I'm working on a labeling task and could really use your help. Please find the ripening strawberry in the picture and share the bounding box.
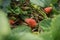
[9,20,15,25]
[44,7,52,14]
[25,18,37,28]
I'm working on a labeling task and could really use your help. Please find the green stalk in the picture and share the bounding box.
[38,8,48,19]
[31,4,48,19]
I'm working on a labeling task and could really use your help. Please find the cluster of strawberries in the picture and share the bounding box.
[9,7,52,29]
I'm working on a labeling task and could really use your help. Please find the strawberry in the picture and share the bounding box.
[25,18,37,28]
[9,20,15,25]
[44,7,52,14]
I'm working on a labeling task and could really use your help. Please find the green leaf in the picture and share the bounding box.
[30,0,46,7]
[30,0,58,7]
[20,33,42,40]
[51,0,58,4]
[12,25,31,33]
[0,10,11,36]
[51,15,60,40]
[39,15,60,40]
[0,10,11,40]
[14,7,23,15]
[7,25,43,40]
[39,32,53,40]
[39,18,52,31]
[7,32,42,40]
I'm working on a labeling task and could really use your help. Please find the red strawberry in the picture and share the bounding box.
[9,20,15,25]
[44,7,52,14]
[25,18,37,28]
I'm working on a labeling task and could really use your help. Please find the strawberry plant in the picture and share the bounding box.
[0,0,60,40]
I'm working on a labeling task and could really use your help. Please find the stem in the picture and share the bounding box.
[31,4,48,19]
